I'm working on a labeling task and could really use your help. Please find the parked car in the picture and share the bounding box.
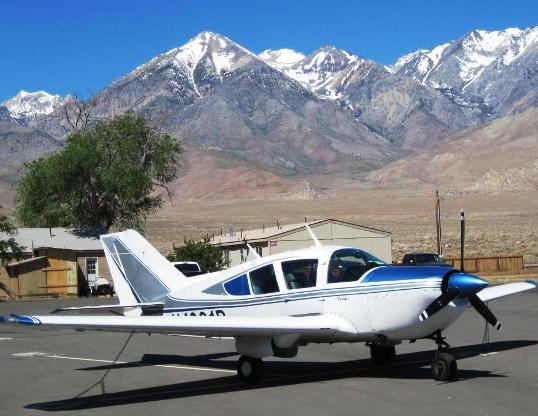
[90,277,115,297]
[171,261,207,277]
[401,253,452,267]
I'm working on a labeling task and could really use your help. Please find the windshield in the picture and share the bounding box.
[328,249,385,283]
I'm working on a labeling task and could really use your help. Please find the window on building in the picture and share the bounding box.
[86,258,97,276]
[249,265,279,295]
[282,259,318,290]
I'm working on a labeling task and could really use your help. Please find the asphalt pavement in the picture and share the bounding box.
[0,290,536,416]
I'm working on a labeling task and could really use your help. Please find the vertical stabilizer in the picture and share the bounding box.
[101,230,189,305]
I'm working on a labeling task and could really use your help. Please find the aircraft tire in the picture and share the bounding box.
[370,344,396,365]
[431,352,457,381]
[237,355,264,383]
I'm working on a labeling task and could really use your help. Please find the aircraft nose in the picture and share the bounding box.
[448,273,489,297]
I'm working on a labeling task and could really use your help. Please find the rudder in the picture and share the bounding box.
[100,230,189,304]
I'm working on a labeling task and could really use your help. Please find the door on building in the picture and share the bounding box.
[86,258,98,288]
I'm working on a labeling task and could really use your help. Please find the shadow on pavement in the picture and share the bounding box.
[26,339,536,411]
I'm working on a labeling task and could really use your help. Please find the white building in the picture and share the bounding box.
[210,219,392,267]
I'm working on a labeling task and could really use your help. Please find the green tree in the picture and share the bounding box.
[15,113,182,231]
[168,237,229,272]
[0,209,25,265]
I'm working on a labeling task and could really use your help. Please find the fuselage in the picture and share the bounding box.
[159,246,468,344]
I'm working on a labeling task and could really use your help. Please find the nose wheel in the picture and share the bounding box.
[237,355,264,383]
[430,331,458,381]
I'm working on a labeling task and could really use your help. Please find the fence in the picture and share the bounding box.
[444,255,524,273]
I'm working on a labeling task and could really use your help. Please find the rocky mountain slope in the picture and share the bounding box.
[0,120,62,183]
[2,26,537,202]
[391,26,538,117]
[260,45,483,152]
[88,32,397,174]
[367,107,538,191]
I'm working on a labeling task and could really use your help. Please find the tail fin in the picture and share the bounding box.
[100,230,189,305]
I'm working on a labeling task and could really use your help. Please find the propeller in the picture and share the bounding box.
[418,209,502,330]
[469,294,502,330]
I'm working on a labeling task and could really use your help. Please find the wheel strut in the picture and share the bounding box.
[430,331,457,381]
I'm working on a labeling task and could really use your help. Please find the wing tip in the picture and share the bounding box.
[7,314,40,325]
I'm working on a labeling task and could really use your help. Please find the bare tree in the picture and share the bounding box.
[51,93,100,133]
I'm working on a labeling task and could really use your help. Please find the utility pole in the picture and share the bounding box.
[435,190,442,256]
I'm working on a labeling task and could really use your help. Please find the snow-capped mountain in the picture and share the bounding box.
[274,46,378,100]
[92,31,395,174]
[259,48,305,70]
[95,31,258,117]
[391,26,538,115]
[3,26,538,202]
[2,90,65,120]
[261,45,481,151]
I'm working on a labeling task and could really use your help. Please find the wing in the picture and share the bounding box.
[6,313,357,338]
[478,281,536,302]
[50,303,164,316]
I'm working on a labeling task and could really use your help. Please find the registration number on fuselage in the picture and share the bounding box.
[168,310,226,317]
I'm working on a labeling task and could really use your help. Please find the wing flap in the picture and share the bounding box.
[51,303,164,316]
[6,313,357,338]
[478,281,536,302]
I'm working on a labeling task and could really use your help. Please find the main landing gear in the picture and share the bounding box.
[237,355,264,383]
[369,344,396,365]
[430,331,457,381]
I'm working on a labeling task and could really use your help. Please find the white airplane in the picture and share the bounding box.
[3,224,536,383]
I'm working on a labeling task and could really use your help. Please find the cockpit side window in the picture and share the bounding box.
[249,264,279,295]
[223,274,250,295]
[282,259,318,290]
[327,249,385,284]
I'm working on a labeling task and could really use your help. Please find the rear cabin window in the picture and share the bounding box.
[224,274,250,295]
[249,265,279,295]
[282,259,318,290]
[174,263,200,273]
[328,249,385,284]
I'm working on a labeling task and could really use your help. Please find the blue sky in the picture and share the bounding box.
[1,0,536,101]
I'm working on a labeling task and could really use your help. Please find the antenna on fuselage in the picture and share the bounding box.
[245,242,262,259]
[305,224,322,247]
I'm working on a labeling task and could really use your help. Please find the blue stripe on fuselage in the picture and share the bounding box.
[163,282,441,313]
[361,266,453,283]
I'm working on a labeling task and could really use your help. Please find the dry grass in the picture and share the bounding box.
[144,187,538,264]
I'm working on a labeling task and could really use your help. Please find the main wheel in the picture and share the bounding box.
[431,352,457,381]
[370,344,396,365]
[237,355,264,383]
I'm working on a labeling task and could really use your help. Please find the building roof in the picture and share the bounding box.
[209,218,390,247]
[0,228,104,252]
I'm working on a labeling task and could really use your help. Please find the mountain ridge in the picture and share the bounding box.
[2,25,537,203]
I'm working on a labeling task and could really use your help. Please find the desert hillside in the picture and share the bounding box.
[368,108,538,191]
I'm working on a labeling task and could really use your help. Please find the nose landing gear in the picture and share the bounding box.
[430,331,457,381]
[237,355,264,383]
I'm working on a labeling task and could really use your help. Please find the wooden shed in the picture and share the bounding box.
[0,228,111,299]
